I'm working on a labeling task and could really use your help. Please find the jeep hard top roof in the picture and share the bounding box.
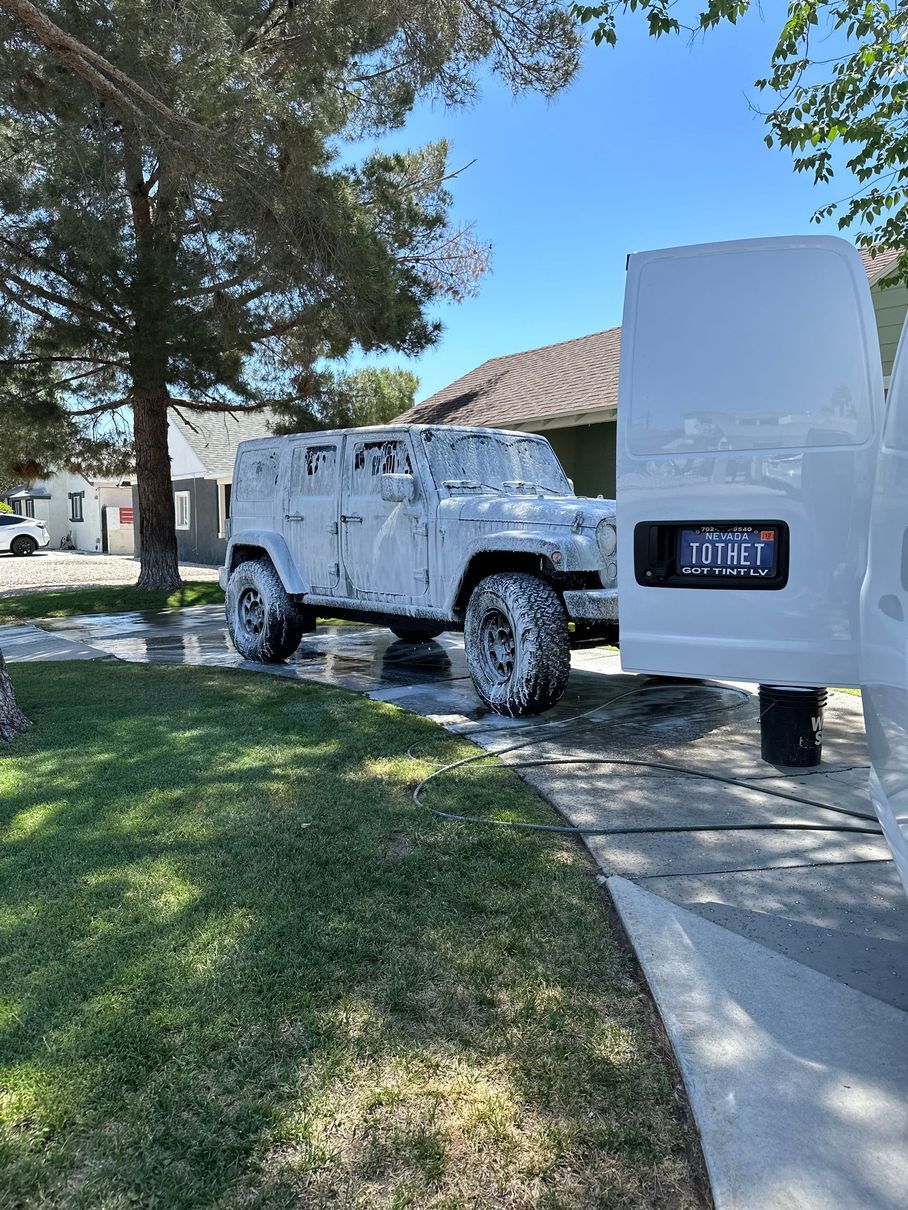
[235,424,546,449]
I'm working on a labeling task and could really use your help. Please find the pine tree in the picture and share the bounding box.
[0,1,580,591]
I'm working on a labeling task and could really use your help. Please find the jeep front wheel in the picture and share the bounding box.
[464,573,570,717]
[226,558,305,662]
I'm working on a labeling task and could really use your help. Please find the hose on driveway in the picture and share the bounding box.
[409,682,882,838]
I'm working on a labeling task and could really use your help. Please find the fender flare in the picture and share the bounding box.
[445,531,567,614]
[224,530,309,596]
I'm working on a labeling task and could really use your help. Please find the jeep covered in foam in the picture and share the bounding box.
[220,424,617,715]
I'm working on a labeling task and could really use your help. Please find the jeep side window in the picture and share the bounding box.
[235,447,280,500]
[351,440,412,493]
[291,444,337,495]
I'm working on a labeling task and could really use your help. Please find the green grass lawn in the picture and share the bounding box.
[0,664,705,1209]
[0,582,225,625]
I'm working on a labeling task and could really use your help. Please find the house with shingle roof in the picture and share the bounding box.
[396,246,907,498]
[131,408,276,565]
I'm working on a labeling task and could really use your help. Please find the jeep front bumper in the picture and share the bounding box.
[562,587,619,623]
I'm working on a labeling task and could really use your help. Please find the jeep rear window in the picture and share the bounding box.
[291,444,337,495]
[235,447,280,501]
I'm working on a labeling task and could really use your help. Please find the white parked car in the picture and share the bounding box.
[0,513,49,556]
[220,424,618,716]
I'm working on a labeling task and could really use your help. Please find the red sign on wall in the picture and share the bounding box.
[119,507,134,526]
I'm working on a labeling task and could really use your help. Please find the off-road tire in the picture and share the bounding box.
[389,623,445,643]
[465,572,570,717]
[226,557,305,662]
[10,535,37,557]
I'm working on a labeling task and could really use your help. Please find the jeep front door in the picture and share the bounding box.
[341,436,429,599]
[284,439,341,592]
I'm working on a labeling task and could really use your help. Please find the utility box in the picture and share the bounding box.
[616,236,883,688]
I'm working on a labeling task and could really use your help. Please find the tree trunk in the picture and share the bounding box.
[0,645,31,743]
[133,392,182,591]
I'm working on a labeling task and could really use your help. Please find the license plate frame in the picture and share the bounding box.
[634,519,790,589]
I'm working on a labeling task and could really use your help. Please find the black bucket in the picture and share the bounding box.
[758,685,827,767]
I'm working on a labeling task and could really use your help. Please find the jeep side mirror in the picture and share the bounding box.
[381,472,416,504]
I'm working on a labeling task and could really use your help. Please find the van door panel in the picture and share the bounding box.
[617,236,884,687]
[861,319,908,891]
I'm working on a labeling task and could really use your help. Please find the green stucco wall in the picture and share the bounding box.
[539,421,616,500]
[872,278,908,378]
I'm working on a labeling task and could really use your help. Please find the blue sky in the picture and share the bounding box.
[348,11,850,402]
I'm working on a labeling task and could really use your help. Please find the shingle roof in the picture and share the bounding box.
[395,327,622,428]
[398,246,902,430]
[170,408,276,477]
[2,482,51,500]
[859,245,901,285]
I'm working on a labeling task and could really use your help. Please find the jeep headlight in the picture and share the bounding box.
[596,520,618,586]
[597,519,617,558]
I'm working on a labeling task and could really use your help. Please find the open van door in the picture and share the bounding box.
[617,236,884,687]
[861,312,908,892]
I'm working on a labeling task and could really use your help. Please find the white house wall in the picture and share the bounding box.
[36,472,133,553]
[45,471,99,551]
[168,421,209,478]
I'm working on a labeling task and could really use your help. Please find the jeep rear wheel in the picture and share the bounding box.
[226,558,305,662]
[465,573,570,717]
[389,623,445,643]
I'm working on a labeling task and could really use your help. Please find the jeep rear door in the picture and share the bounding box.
[341,434,429,599]
[284,439,341,593]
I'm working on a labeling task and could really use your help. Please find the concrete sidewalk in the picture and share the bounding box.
[5,604,908,1209]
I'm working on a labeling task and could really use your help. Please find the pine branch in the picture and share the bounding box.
[4,267,129,332]
[0,355,126,369]
[0,0,210,134]
[0,234,125,313]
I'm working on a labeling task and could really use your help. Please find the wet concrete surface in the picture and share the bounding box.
[6,603,908,1208]
[0,622,114,662]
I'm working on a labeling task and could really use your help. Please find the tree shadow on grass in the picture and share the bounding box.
[0,663,705,1210]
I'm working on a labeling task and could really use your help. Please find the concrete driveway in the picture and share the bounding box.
[4,604,908,1209]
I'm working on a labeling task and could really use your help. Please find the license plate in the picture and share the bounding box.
[678,525,778,579]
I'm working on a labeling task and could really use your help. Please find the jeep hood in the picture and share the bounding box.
[447,494,616,530]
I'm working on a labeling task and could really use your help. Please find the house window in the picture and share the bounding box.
[23,499,35,519]
[69,492,84,523]
[174,490,191,530]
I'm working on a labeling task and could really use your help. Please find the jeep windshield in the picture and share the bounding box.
[421,430,570,496]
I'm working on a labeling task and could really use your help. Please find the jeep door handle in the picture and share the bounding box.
[341,514,363,524]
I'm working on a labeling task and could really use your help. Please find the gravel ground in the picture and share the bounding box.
[0,551,220,598]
